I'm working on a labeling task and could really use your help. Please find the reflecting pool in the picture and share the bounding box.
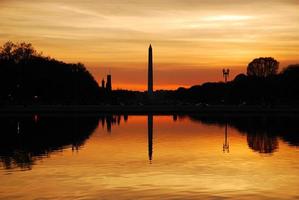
[1,114,299,199]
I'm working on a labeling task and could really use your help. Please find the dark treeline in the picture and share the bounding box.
[1,42,299,105]
[169,63,299,105]
[0,41,103,105]
[112,58,299,106]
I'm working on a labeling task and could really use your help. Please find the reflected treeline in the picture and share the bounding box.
[3,114,298,170]
[99,115,127,132]
[188,115,299,154]
[0,115,99,170]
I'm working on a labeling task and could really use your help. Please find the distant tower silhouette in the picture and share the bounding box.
[106,74,112,92]
[101,79,105,89]
[148,114,153,163]
[148,45,153,95]
[222,68,230,83]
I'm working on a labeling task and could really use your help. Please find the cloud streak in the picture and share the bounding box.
[0,0,298,89]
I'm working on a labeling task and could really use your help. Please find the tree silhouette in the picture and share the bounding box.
[247,57,279,77]
[0,41,103,105]
[1,41,299,106]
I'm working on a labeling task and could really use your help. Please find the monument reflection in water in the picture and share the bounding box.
[1,114,299,199]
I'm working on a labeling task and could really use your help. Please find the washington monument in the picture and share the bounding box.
[148,44,153,95]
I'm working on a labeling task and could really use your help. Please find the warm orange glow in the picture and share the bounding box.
[1,115,299,199]
[91,66,245,90]
[1,0,299,90]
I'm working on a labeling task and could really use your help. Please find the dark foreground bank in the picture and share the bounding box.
[1,105,299,114]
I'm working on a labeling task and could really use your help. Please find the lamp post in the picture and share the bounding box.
[222,68,230,83]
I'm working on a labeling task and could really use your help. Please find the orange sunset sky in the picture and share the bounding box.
[0,0,299,90]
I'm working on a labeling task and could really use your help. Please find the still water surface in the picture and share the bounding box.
[1,114,299,199]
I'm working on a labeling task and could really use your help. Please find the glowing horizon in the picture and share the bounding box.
[1,0,299,90]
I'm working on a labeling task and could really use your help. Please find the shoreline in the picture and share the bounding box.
[0,105,299,114]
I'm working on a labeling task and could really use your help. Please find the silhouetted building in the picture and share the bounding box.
[106,74,112,92]
[101,79,105,89]
[148,45,153,95]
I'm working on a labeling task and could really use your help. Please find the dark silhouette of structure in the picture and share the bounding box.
[106,74,112,92]
[148,114,153,163]
[223,122,229,153]
[148,45,153,95]
[100,74,113,93]
[222,69,230,83]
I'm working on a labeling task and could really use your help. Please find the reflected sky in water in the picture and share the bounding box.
[1,114,299,199]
